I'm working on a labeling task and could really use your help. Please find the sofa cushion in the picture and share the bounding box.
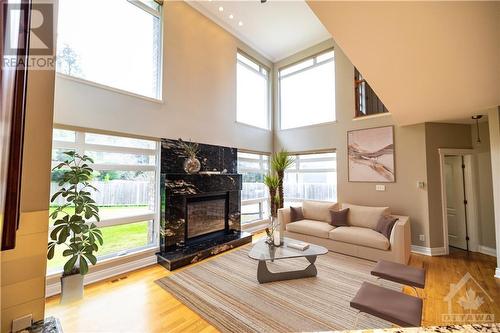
[290,206,304,222]
[286,220,335,239]
[341,203,390,230]
[375,215,399,240]
[302,200,339,223]
[330,208,350,227]
[329,226,390,250]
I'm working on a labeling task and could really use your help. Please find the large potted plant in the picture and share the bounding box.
[271,150,294,211]
[47,151,103,303]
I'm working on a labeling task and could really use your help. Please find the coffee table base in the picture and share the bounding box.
[257,255,318,284]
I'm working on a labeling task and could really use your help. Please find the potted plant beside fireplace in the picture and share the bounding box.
[47,151,103,303]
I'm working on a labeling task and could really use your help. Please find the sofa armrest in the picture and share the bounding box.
[389,215,411,264]
[278,207,291,234]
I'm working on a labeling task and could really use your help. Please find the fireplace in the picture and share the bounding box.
[186,194,228,241]
[157,138,252,271]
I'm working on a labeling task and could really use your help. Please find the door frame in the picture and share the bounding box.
[439,148,479,255]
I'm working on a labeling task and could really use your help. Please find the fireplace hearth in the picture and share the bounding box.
[156,139,252,271]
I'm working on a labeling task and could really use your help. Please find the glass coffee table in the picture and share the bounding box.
[248,237,328,284]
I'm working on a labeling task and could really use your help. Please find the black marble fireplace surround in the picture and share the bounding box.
[156,139,252,270]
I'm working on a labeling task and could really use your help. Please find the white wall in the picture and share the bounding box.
[54,1,273,153]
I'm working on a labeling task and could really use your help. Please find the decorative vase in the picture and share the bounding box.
[60,273,84,304]
[273,229,281,246]
[183,157,201,174]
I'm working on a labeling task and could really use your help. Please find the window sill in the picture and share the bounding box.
[235,121,271,132]
[352,112,391,121]
[242,218,269,234]
[56,73,164,104]
[46,245,159,279]
[279,120,337,132]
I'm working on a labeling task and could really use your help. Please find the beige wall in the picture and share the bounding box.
[1,58,56,331]
[307,1,500,126]
[53,1,273,153]
[486,108,500,270]
[424,123,472,247]
[471,122,496,249]
[273,39,431,247]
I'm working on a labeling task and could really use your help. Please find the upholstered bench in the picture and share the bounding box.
[350,282,423,328]
[371,260,426,297]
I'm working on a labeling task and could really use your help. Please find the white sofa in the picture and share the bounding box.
[278,201,411,264]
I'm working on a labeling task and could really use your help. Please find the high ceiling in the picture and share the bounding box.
[186,0,331,62]
[307,1,500,125]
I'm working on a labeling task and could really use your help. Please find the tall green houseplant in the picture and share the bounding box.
[271,150,294,210]
[48,151,103,300]
[264,174,279,217]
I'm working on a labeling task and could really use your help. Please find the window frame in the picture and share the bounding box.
[284,150,337,204]
[237,150,271,224]
[56,0,164,102]
[48,127,160,274]
[236,50,271,130]
[278,48,336,130]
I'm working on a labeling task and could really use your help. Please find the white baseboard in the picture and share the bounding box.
[411,245,447,256]
[46,254,157,297]
[495,268,500,279]
[477,245,497,257]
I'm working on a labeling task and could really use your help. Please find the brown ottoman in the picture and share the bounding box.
[351,282,423,327]
[371,260,426,289]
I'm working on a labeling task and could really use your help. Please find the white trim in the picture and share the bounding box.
[438,149,477,255]
[495,268,500,279]
[411,245,447,256]
[56,74,163,104]
[352,112,392,121]
[46,253,158,297]
[242,219,268,234]
[478,245,497,257]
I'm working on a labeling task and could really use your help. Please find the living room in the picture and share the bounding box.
[1,0,499,332]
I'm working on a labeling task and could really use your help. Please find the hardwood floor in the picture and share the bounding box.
[46,243,500,332]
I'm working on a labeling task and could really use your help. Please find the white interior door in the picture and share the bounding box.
[444,156,468,250]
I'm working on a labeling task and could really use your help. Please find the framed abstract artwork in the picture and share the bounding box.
[347,126,395,182]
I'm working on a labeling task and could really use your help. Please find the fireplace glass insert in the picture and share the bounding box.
[186,194,228,240]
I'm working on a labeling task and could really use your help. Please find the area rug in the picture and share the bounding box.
[156,245,401,332]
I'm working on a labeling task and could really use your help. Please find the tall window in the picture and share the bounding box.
[279,50,335,129]
[56,0,162,99]
[237,52,270,129]
[48,129,158,274]
[237,152,270,224]
[284,152,337,205]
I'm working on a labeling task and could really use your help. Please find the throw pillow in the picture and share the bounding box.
[290,206,304,222]
[329,208,349,227]
[375,215,399,239]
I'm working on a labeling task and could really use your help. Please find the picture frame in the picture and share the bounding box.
[347,125,395,183]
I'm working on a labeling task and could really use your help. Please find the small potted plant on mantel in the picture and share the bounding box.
[47,151,103,303]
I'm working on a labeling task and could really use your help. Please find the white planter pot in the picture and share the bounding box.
[60,274,84,304]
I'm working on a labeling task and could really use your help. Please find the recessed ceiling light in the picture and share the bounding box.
[229,14,234,19]
[238,21,243,26]
[218,6,223,12]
